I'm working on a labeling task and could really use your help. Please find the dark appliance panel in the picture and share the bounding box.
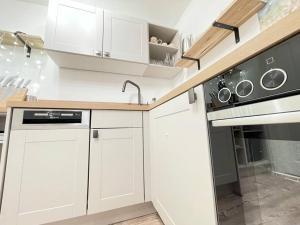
[204,34,300,111]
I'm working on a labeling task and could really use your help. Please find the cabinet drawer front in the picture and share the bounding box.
[91,110,142,128]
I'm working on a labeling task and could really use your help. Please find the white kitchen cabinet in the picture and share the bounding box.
[45,0,149,64]
[88,128,144,214]
[1,129,89,225]
[103,11,149,64]
[149,85,217,225]
[45,0,103,56]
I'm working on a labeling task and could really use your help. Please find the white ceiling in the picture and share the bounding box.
[17,0,192,27]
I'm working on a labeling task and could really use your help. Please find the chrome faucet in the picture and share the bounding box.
[122,80,142,105]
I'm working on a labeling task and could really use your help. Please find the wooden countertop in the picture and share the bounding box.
[6,10,300,112]
[6,100,151,111]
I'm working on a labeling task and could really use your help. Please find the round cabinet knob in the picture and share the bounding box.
[260,68,287,91]
[218,87,232,103]
[235,80,254,98]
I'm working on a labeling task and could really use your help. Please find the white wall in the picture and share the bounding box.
[176,0,232,37]
[0,0,48,38]
[9,0,192,28]
[37,58,173,104]
[173,0,262,87]
[98,0,191,28]
[0,0,176,103]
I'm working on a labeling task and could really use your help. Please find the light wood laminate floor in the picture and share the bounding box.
[113,213,164,225]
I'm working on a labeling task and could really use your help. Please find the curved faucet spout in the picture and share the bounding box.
[122,80,142,105]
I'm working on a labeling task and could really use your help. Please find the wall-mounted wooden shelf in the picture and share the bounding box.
[0,30,44,49]
[176,0,266,68]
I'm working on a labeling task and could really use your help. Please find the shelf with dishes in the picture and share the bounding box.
[175,0,266,68]
[145,23,182,78]
[149,42,179,60]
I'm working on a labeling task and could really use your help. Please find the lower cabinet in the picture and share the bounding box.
[149,85,218,225]
[88,128,144,214]
[1,129,89,225]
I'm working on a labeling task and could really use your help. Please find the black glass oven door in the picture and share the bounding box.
[209,122,300,225]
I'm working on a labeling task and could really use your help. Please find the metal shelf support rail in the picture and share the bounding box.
[14,31,32,58]
[213,21,240,43]
[181,56,201,70]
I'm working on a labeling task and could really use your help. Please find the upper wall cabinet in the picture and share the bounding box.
[45,0,149,63]
[44,0,181,78]
[45,0,103,56]
[103,11,149,64]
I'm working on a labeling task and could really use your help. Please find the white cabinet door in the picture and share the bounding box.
[1,129,89,225]
[149,85,218,225]
[88,128,144,214]
[103,11,149,64]
[45,0,103,56]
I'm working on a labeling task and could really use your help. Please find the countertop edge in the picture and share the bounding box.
[6,100,151,111]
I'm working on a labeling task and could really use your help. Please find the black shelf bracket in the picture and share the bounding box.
[213,21,240,43]
[14,31,31,58]
[181,56,201,70]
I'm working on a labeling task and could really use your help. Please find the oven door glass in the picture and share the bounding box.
[209,123,300,225]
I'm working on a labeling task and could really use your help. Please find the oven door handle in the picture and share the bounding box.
[212,110,300,127]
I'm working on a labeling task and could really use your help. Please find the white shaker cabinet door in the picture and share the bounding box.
[88,128,144,214]
[45,0,103,56]
[103,11,149,64]
[1,129,89,225]
[149,85,218,225]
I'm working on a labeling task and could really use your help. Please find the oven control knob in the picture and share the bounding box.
[235,80,254,98]
[260,68,287,90]
[218,88,231,103]
[218,79,226,90]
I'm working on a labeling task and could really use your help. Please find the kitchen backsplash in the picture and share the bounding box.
[0,36,47,96]
[0,35,172,103]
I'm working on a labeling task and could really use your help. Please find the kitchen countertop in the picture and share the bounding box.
[6,100,151,111]
[5,9,300,112]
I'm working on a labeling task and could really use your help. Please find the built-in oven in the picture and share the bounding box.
[204,33,300,225]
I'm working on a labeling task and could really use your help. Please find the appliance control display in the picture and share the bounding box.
[260,68,287,90]
[218,88,232,103]
[235,80,254,98]
[204,34,300,111]
[23,111,82,124]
